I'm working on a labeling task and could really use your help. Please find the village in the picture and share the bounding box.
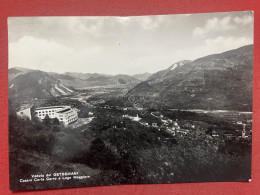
[121,110,252,140]
[15,94,252,146]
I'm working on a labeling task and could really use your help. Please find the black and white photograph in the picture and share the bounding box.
[8,11,253,190]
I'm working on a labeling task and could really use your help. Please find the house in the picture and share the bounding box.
[166,127,176,136]
[212,130,219,137]
[133,114,141,122]
[173,122,178,126]
[161,119,168,123]
[167,119,173,123]
[140,122,149,126]
[34,105,78,125]
[177,129,189,135]
[16,104,35,120]
[152,123,158,128]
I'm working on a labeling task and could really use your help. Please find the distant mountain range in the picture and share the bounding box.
[9,44,253,111]
[8,67,147,104]
[8,70,75,104]
[132,72,152,81]
[127,45,253,111]
[62,72,110,81]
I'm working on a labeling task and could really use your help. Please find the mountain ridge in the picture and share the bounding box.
[8,70,75,104]
[127,44,253,111]
[8,44,253,111]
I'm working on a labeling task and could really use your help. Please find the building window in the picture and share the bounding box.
[60,118,63,120]
[20,112,23,114]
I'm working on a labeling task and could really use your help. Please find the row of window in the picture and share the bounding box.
[36,110,56,114]
[60,117,77,124]
[60,117,75,122]
[67,114,77,119]
[67,117,77,123]
[35,112,77,124]
[38,113,55,117]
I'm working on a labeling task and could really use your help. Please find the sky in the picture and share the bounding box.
[8,11,254,75]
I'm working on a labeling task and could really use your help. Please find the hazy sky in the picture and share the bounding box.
[8,11,254,75]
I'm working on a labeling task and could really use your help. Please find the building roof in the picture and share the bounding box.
[35,106,70,110]
[17,104,34,112]
[57,108,71,113]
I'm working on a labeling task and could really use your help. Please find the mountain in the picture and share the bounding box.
[8,67,33,81]
[132,72,152,81]
[9,70,74,104]
[127,45,253,111]
[81,74,141,87]
[63,72,112,80]
[51,73,90,89]
[61,72,141,88]
[147,60,191,81]
[8,69,142,105]
[57,73,140,89]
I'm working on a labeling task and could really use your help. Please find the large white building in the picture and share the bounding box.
[34,106,78,125]
[16,104,35,120]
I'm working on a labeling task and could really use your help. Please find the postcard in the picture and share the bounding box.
[8,11,253,190]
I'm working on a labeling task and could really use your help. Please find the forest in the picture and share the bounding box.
[9,98,252,190]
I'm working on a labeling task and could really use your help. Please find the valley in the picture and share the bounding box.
[8,44,253,190]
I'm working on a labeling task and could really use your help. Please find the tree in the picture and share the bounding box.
[43,114,50,126]
[206,126,214,136]
[90,138,105,152]
[53,117,60,125]
[52,125,61,132]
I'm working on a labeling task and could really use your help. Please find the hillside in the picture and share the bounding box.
[8,70,74,104]
[61,72,141,88]
[127,45,253,111]
[63,72,111,80]
[8,68,142,105]
[8,67,33,81]
[81,74,141,88]
[132,72,152,81]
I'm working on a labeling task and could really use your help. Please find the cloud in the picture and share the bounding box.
[63,17,107,37]
[8,36,105,73]
[8,12,254,75]
[116,17,131,24]
[188,36,253,61]
[234,15,253,25]
[192,16,234,37]
[140,17,160,30]
[205,36,252,47]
